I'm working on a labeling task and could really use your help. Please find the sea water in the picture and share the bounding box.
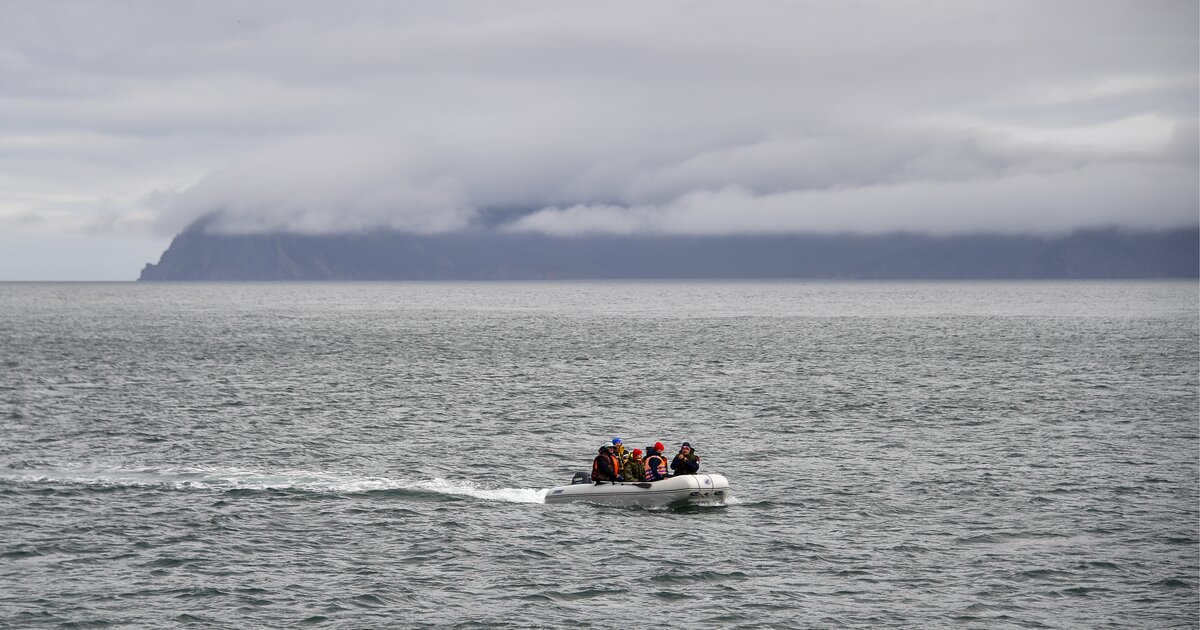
[0,281,1196,629]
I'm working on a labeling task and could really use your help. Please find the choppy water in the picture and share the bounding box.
[1,281,1197,629]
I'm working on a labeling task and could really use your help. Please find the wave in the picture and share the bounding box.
[0,465,548,504]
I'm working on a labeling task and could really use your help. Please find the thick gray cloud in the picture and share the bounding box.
[0,0,1196,251]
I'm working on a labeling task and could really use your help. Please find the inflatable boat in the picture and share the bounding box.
[544,472,731,507]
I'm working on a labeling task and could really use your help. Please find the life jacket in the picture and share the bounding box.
[592,453,620,480]
[643,455,668,481]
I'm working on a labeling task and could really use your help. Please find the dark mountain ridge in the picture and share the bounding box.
[139,223,1199,281]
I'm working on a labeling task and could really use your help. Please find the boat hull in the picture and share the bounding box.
[544,473,730,507]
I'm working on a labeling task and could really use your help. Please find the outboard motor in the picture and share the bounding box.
[570,471,592,485]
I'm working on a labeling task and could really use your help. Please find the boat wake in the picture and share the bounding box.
[0,464,549,504]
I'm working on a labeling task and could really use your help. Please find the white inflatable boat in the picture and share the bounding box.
[544,472,731,507]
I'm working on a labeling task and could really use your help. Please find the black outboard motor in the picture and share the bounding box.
[570,471,592,485]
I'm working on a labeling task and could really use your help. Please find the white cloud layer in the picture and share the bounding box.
[1,0,1196,241]
[507,163,1194,236]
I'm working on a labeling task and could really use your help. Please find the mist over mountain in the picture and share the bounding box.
[139,222,1199,281]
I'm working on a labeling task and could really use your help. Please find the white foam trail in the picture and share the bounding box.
[0,465,548,504]
[405,478,548,504]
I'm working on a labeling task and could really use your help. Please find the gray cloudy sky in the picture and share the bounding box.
[0,0,1196,278]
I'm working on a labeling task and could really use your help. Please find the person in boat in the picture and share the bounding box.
[592,443,622,485]
[643,442,669,482]
[622,448,645,483]
[670,442,700,476]
[610,437,628,464]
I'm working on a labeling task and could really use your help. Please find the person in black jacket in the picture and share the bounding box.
[591,444,621,484]
[643,444,669,481]
[670,442,700,476]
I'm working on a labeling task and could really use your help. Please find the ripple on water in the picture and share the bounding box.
[650,570,750,584]
[0,282,1195,629]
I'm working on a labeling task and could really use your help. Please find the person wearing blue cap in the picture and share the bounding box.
[610,437,628,465]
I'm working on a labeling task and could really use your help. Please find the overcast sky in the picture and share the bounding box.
[1,0,1196,279]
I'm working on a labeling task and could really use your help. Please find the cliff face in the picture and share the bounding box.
[138,225,1200,281]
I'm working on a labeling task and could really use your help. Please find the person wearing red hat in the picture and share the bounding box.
[622,448,645,483]
[643,443,669,481]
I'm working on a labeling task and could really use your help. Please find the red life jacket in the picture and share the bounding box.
[643,455,668,481]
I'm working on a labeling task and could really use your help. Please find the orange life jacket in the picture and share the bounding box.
[592,453,620,480]
[643,455,668,481]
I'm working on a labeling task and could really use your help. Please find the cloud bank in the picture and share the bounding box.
[1,0,1196,239]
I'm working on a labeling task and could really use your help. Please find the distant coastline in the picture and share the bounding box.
[139,224,1199,281]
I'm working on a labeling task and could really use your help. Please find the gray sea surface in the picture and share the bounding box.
[0,281,1197,629]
